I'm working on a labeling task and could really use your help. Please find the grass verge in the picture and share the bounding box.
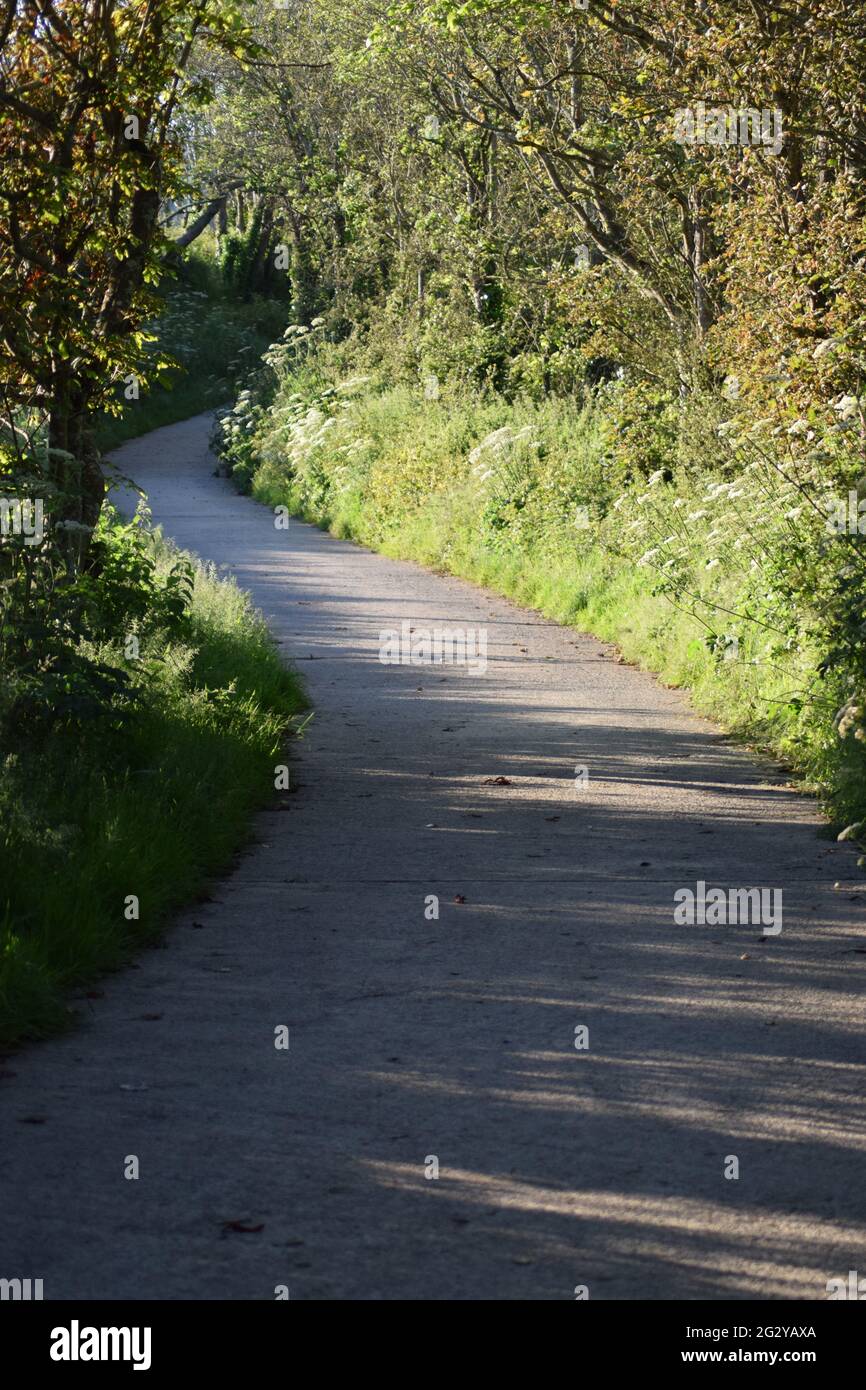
[223,368,866,831]
[0,533,307,1046]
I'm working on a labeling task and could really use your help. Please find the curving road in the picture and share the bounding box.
[2,410,865,1300]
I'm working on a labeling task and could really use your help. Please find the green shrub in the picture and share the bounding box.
[0,518,306,1044]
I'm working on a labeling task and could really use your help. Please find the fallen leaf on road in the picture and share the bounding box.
[453,894,466,904]
[483,776,512,785]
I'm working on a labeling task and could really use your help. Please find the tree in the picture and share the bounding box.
[0,0,254,537]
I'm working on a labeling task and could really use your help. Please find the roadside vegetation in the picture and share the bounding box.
[0,4,302,1043]
[203,1,866,832]
[220,343,866,829]
[0,509,306,1044]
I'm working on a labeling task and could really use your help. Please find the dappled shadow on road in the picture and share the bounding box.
[229,598,866,1299]
[104,452,866,1298]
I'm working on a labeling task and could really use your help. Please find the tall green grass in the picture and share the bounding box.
[0,534,307,1045]
[223,364,866,831]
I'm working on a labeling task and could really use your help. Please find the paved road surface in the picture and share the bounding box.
[2,411,865,1300]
